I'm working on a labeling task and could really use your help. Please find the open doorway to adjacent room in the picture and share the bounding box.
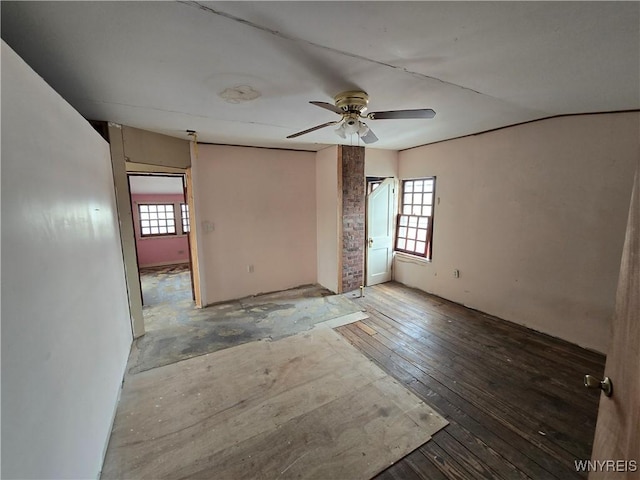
[128,174,194,333]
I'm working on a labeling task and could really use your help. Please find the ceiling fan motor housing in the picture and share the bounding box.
[335,90,369,113]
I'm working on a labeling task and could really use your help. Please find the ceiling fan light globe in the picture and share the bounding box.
[344,121,360,135]
[335,124,347,139]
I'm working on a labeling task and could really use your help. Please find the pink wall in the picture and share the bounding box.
[131,193,190,267]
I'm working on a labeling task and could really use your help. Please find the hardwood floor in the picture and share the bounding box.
[336,282,606,480]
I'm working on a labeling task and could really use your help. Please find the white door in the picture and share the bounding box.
[366,178,396,286]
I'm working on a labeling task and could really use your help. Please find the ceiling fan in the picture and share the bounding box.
[286,91,436,144]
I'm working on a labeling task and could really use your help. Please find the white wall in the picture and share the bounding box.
[1,41,133,478]
[365,148,398,177]
[316,146,340,292]
[395,112,639,353]
[193,145,317,304]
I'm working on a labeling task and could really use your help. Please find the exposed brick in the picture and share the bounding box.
[340,145,365,292]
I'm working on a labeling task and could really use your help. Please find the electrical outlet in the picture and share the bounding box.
[453,269,460,278]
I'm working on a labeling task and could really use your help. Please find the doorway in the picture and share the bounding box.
[365,177,397,286]
[128,173,195,332]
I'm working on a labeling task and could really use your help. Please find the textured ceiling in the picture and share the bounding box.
[2,1,638,151]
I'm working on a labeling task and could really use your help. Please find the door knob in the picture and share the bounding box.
[368,238,374,248]
[584,375,613,397]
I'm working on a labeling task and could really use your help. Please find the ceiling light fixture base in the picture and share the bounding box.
[334,90,369,113]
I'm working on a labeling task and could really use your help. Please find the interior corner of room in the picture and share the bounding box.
[2,2,639,479]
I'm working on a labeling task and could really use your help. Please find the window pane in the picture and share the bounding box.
[149,205,157,212]
[418,217,429,229]
[404,193,413,205]
[397,238,406,250]
[422,206,432,216]
[417,229,427,242]
[423,192,434,205]
[404,181,413,193]
[424,179,434,192]
[416,241,426,253]
[412,206,422,215]
[408,216,418,228]
[166,205,174,214]
[399,215,408,226]
[398,227,407,238]
[139,205,148,212]
[141,227,150,235]
[413,193,422,204]
[413,180,423,191]
[407,227,417,239]
[150,227,159,234]
[158,211,166,219]
[141,220,149,228]
[406,240,416,251]
[403,205,412,215]
[140,212,149,220]
[159,226,167,234]
[149,212,157,220]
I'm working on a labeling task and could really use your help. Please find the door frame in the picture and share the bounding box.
[127,172,196,306]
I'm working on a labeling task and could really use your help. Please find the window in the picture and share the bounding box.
[181,203,190,233]
[395,177,435,259]
[367,181,382,194]
[138,204,176,236]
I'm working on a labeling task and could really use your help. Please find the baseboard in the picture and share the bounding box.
[139,260,189,268]
[97,340,132,479]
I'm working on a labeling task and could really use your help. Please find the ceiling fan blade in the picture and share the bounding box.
[368,109,436,120]
[286,120,339,139]
[310,101,345,115]
[360,128,378,144]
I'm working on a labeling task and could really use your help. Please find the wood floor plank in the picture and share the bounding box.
[338,323,573,479]
[419,441,484,480]
[357,293,599,445]
[361,312,595,459]
[336,282,603,480]
[431,430,506,480]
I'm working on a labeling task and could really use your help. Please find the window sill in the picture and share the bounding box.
[139,233,188,240]
[394,251,431,266]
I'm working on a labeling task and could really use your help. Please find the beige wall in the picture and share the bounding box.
[395,112,639,353]
[365,148,398,177]
[193,145,317,304]
[316,146,340,292]
[121,126,191,168]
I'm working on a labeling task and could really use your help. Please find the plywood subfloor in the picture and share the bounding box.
[102,328,448,480]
